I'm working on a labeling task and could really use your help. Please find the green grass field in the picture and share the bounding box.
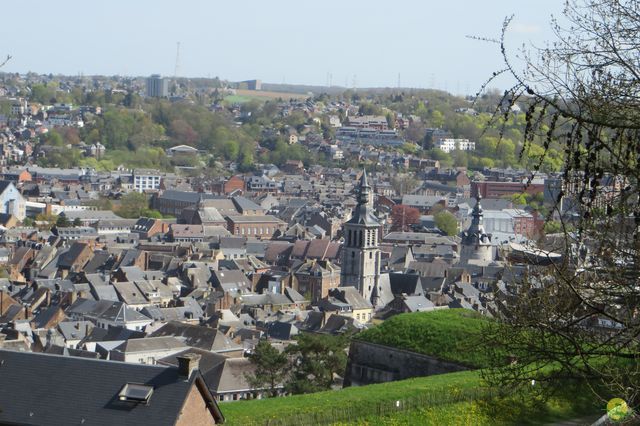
[224,89,309,104]
[221,370,600,425]
[223,95,255,104]
[221,370,483,425]
[357,309,492,368]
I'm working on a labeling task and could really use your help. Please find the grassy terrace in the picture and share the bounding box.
[221,370,483,425]
[357,309,492,368]
[221,310,601,425]
[221,370,599,425]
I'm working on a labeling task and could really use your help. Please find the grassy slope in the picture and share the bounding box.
[221,370,600,426]
[221,370,482,425]
[221,309,602,425]
[356,308,492,368]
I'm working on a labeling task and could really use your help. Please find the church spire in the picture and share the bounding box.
[459,193,493,264]
[357,169,371,205]
[470,193,483,231]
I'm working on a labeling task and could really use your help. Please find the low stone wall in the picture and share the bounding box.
[343,340,468,387]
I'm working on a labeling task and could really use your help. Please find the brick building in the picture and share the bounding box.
[226,215,286,238]
[471,180,544,199]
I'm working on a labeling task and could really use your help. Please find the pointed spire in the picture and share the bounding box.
[358,169,371,205]
[360,168,369,188]
[472,193,483,224]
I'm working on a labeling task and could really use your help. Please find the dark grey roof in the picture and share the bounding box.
[82,325,146,343]
[389,273,423,296]
[157,189,201,203]
[0,180,14,195]
[32,306,64,329]
[232,195,264,212]
[267,321,298,340]
[0,349,224,425]
[150,321,243,353]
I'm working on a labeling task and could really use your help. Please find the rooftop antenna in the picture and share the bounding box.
[174,41,181,78]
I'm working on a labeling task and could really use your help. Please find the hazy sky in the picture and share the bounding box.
[0,1,565,93]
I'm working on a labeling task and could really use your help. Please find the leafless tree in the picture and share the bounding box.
[479,0,640,408]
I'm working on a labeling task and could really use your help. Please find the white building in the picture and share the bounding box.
[146,74,169,98]
[329,145,344,160]
[435,138,476,153]
[0,181,26,220]
[133,169,162,192]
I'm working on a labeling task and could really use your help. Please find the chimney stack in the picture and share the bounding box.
[176,353,201,378]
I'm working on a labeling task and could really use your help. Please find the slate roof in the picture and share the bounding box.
[112,336,188,354]
[66,298,151,324]
[57,242,90,269]
[0,180,13,195]
[329,287,372,310]
[160,348,257,394]
[389,273,424,296]
[157,189,201,204]
[0,349,224,425]
[149,321,243,353]
[211,270,252,293]
[232,195,265,213]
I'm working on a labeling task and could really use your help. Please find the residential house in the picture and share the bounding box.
[66,298,153,331]
[0,350,225,425]
[319,287,374,323]
[0,180,26,220]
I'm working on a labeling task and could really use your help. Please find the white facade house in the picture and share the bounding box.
[0,181,26,220]
[435,138,476,153]
[329,145,344,160]
[133,169,162,192]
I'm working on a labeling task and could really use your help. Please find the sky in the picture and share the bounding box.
[0,1,566,94]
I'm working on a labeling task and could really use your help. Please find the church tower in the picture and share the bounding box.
[340,170,381,304]
[460,194,493,264]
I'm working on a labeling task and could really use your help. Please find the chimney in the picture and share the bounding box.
[177,353,201,378]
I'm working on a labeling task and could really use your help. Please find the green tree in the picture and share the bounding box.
[390,174,420,196]
[429,110,445,128]
[542,220,562,235]
[245,340,288,398]
[56,215,70,228]
[434,211,458,236]
[285,333,348,394]
[118,192,149,218]
[72,218,82,227]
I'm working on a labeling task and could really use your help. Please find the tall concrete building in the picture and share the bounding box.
[146,74,169,98]
[340,170,381,305]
